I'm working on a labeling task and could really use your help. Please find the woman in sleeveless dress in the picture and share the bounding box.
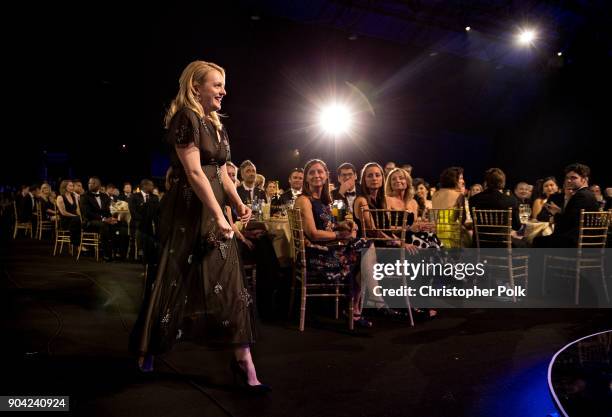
[130,60,269,392]
[56,180,82,248]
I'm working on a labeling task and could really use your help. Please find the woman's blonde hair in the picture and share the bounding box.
[40,183,52,200]
[384,167,414,206]
[164,60,225,131]
[59,180,72,196]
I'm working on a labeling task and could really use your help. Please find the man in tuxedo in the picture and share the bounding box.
[129,179,160,263]
[73,180,85,201]
[236,160,266,205]
[105,183,120,203]
[80,177,121,261]
[534,163,600,248]
[280,168,304,205]
[470,168,524,247]
[331,162,361,214]
[118,182,132,202]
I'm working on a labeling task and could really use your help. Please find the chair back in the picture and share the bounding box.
[287,208,307,268]
[578,209,611,249]
[427,208,463,248]
[360,207,409,243]
[472,208,513,248]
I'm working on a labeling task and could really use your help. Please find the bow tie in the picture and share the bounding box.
[345,191,356,197]
[92,193,100,196]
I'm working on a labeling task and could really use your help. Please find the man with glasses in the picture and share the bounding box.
[332,162,361,214]
[534,163,599,248]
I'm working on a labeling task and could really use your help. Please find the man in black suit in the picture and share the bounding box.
[534,163,600,248]
[118,182,132,202]
[236,160,266,205]
[331,162,361,214]
[129,179,160,262]
[470,168,524,247]
[15,185,36,223]
[80,176,122,261]
[279,168,304,205]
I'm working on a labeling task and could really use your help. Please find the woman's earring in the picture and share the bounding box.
[195,93,201,102]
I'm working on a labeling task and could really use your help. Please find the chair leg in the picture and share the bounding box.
[299,283,307,332]
[334,286,340,320]
[601,265,610,303]
[13,224,17,239]
[348,296,354,331]
[288,268,297,319]
[542,256,549,296]
[575,266,581,305]
[53,239,59,256]
[509,257,516,303]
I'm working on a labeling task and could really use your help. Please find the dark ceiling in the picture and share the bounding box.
[4,0,610,188]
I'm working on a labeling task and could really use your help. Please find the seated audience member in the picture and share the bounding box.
[39,183,57,220]
[225,161,239,187]
[431,167,465,215]
[413,178,433,217]
[80,177,126,261]
[56,180,82,248]
[280,168,303,206]
[531,176,560,222]
[469,184,483,198]
[534,163,600,248]
[385,168,440,249]
[331,163,361,214]
[294,159,372,327]
[236,160,266,204]
[513,181,532,205]
[264,180,280,205]
[384,161,397,178]
[469,168,524,247]
[589,184,606,210]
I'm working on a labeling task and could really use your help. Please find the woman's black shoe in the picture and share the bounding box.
[230,359,271,394]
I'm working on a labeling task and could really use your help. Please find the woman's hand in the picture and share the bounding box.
[237,203,252,224]
[215,216,234,240]
[405,243,419,255]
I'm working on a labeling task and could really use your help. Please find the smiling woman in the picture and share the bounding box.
[130,60,270,394]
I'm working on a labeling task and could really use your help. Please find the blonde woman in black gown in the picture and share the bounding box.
[131,60,269,392]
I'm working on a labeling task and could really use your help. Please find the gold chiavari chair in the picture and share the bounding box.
[287,208,354,331]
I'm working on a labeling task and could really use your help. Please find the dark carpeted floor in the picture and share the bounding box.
[2,237,610,417]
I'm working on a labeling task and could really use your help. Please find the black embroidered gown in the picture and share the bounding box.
[131,108,255,355]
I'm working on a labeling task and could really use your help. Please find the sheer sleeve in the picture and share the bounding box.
[166,108,200,148]
[221,126,231,162]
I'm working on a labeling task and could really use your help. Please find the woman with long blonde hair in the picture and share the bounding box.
[131,61,268,393]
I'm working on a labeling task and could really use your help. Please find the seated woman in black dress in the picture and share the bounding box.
[56,180,82,249]
[293,159,372,327]
[39,183,57,221]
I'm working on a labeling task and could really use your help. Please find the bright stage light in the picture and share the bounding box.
[557,51,563,57]
[465,26,471,32]
[319,104,352,136]
[517,29,536,46]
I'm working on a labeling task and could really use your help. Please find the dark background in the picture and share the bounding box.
[4,0,610,189]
